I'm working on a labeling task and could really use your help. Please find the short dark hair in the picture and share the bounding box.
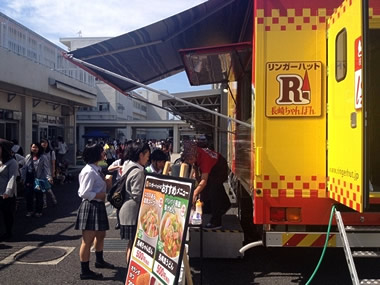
[0,139,14,163]
[82,144,104,164]
[30,142,44,158]
[150,149,167,162]
[125,142,150,162]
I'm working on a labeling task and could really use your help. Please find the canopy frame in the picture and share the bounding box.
[64,53,252,129]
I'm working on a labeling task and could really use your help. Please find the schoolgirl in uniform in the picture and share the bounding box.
[75,143,114,280]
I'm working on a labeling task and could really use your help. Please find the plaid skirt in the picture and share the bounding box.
[120,225,137,240]
[75,200,109,231]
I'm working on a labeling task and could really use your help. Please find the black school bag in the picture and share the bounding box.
[107,166,138,209]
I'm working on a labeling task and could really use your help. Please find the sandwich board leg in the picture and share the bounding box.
[183,252,193,285]
[162,161,194,284]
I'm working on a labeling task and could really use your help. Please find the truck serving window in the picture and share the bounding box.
[336,28,347,82]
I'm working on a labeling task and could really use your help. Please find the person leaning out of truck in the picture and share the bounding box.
[183,140,231,230]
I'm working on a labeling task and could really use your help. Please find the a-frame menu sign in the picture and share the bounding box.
[125,173,195,285]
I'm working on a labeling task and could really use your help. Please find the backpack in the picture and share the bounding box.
[107,166,138,209]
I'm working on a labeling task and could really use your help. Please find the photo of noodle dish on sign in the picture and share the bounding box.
[158,210,184,262]
[139,203,161,245]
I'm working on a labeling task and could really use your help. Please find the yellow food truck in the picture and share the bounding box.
[226,0,380,257]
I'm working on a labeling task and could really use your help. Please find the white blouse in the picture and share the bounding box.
[109,158,123,180]
[78,164,106,202]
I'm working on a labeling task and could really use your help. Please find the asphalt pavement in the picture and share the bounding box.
[0,170,131,285]
[0,162,260,285]
[0,158,368,285]
[0,164,360,285]
[0,165,229,285]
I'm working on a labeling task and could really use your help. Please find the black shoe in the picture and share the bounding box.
[115,223,120,230]
[95,261,115,269]
[80,270,103,280]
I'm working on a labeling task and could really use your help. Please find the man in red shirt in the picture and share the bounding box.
[183,141,231,229]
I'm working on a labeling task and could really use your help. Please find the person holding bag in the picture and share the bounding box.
[74,143,114,280]
[21,142,52,218]
[120,141,150,264]
[0,139,19,241]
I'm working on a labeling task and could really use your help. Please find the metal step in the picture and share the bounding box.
[336,210,380,285]
[360,279,380,284]
[345,226,380,232]
[335,210,360,284]
[352,250,380,258]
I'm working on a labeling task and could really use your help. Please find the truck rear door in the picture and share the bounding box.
[327,0,368,212]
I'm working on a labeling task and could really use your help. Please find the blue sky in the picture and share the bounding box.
[0,0,210,93]
[149,72,206,94]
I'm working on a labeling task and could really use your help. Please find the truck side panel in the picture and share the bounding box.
[254,0,342,225]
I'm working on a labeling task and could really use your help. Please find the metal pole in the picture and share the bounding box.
[65,54,252,129]
[214,109,219,152]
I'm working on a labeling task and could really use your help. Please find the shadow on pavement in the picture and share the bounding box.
[0,169,83,249]
[100,266,127,282]
[7,180,82,241]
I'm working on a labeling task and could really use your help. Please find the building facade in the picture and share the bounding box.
[0,12,97,164]
[136,89,170,140]
[60,37,174,152]
[76,81,152,151]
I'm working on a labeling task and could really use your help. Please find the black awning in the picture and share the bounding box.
[69,0,252,92]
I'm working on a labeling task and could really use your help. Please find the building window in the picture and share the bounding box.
[98,102,109,111]
[78,106,97,111]
[117,103,125,113]
[336,28,347,82]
